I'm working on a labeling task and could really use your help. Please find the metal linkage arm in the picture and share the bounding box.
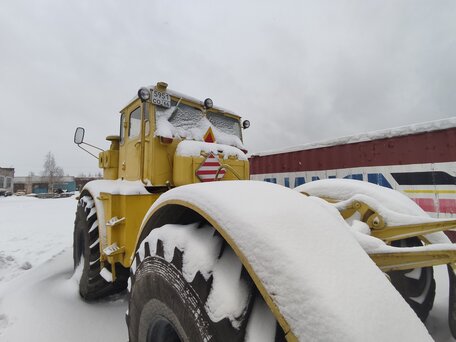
[370,248,456,272]
[372,220,456,243]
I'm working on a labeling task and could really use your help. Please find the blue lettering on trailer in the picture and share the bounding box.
[261,173,391,190]
[344,174,363,181]
[367,173,392,188]
[294,177,305,187]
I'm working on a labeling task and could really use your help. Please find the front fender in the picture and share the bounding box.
[134,180,431,342]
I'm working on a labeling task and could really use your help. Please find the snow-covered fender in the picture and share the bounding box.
[133,180,431,341]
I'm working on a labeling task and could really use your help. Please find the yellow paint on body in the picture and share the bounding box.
[370,249,456,272]
[99,192,159,268]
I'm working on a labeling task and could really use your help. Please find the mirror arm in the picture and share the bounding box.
[77,144,100,159]
[80,141,104,152]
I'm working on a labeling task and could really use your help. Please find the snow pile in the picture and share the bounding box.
[0,249,128,341]
[0,195,76,284]
[0,195,128,341]
[175,140,247,160]
[155,105,245,150]
[254,117,456,156]
[84,179,150,196]
[145,181,432,341]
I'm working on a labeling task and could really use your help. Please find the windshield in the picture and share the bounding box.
[167,102,205,132]
[206,111,242,138]
[155,101,243,146]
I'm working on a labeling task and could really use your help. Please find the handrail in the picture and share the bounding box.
[215,164,242,181]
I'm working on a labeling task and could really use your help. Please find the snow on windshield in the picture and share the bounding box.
[206,111,242,137]
[155,102,244,150]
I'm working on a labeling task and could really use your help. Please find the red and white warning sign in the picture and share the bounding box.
[196,152,226,182]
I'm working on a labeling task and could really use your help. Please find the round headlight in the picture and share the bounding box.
[204,98,213,109]
[138,87,151,102]
[242,120,250,129]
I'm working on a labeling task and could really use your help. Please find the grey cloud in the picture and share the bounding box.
[1,0,455,175]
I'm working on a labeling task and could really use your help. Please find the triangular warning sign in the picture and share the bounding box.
[195,152,226,182]
[203,127,216,143]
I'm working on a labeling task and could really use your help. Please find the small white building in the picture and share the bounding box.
[0,167,14,195]
[13,175,76,194]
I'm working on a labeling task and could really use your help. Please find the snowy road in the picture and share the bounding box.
[0,248,128,341]
[0,196,127,341]
[0,195,455,341]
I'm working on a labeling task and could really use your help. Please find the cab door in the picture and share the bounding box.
[118,101,153,181]
[121,105,142,180]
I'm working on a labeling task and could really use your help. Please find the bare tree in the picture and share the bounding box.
[42,152,64,193]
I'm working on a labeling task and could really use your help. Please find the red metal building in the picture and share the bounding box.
[250,119,456,225]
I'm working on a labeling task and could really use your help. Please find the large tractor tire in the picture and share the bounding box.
[388,238,436,322]
[73,193,129,300]
[127,222,285,342]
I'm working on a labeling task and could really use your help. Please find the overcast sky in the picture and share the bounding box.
[1,0,455,176]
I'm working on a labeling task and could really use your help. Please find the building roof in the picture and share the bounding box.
[14,176,75,184]
[252,117,456,157]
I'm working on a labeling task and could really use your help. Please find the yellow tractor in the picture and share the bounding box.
[74,82,456,341]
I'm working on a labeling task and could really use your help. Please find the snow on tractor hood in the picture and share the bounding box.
[175,140,247,160]
[142,181,432,341]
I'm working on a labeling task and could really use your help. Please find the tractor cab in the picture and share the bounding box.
[78,82,250,190]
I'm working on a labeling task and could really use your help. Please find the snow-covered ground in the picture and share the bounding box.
[0,196,75,283]
[0,195,127,341]
[0,194,454,341]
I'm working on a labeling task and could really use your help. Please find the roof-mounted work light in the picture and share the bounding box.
[204,98,213,109]
[138,87,151,102]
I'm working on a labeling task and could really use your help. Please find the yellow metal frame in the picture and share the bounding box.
[370,249,456,272]
[307,195,456,273]
[372,220,456,242]
[98,192,159,269]
[337,200,385,229]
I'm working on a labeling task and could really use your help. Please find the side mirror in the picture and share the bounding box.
[74,127,85,145]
